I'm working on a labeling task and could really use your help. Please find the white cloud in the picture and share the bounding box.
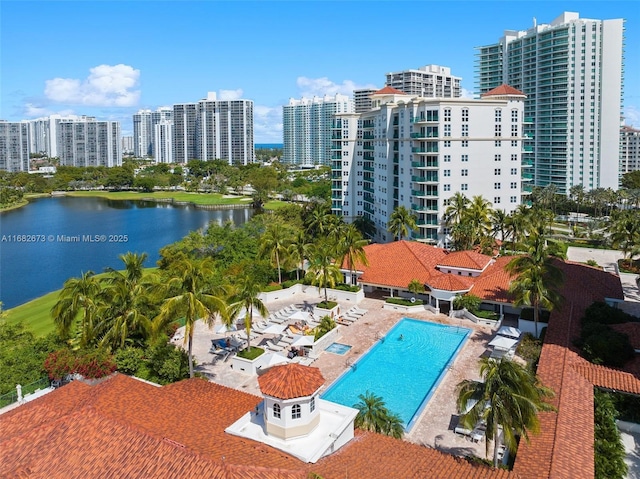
[624,105,639,127]
[460,88,475,99]
[296,76,377,98]
[23,103,74,118]
[219,89,243,101]
[44,64,140,107]
[253,105,282,143]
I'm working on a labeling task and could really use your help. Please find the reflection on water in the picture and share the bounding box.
[0,197,253,308]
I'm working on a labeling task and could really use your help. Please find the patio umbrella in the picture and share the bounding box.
[262,323,287,335]
[261,352,290,367]
[488,335,519,350]
[214,323,237,335]
[496,326,521,339]
[291,334,315,347]
[289,311,312,322]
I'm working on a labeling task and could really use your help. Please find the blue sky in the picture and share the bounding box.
[1,1,638,142]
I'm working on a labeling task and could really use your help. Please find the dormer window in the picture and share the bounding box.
[292,404,301,419]
[273,403,281,419]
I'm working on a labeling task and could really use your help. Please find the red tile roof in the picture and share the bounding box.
[572,362,640,395]
[373,86,407,95]
[437,250,493,270]
[258,364,325,399]
[469,256,516,303]
[481,84,526,98]
[426,272,474,292]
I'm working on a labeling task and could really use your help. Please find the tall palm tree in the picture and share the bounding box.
[505,227,564,337]
[228,272,269,350]
[609,210,640,260]
[569,184,585,215]
[457,358,555,467]
[491,209,510,249]
[51,270,102,347]
[506,205,532,251]
[354,391,404,439]
[287,229,310,281]
[444,192,469,226]
[387,205,417,241]
[97,252,159,348]
[304,201,335,239]
[467,195,493,246]
[153,257,228,378]
[306,241,343,302]
[259,223,291,284]
[335,224,369,285]
[352,215,376,239]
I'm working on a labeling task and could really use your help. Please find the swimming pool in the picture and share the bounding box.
[321,318,470,431]
[325,342,352,355]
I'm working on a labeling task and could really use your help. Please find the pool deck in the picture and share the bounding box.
[182,291,503,460]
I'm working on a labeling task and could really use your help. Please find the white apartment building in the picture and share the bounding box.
[354,89,377,114]
[332,85,526,246]
[154,120,173,164]
[0,121,30,172]
[56,117,122,167]
[477,12,624,193]
[282,94,354,166]
[385,65,461,98]
[173,92,254,165]
[121,136,134,154]
[133,107,172,159]
[620,125,640,175]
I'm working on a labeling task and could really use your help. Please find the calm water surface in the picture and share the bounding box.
[0,197,253,308]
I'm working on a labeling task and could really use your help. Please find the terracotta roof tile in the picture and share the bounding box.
[373,86,408,95]
[437,251,492,270]
[572,362,640,395]
[426,272,474,292]
[481,84,526,98]
[258,364,325,399]
[470,256,516,302]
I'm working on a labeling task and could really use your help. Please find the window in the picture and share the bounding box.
[494,169,501,175]
[494,154,501,162]
[494,182,501,189]
[292,404,301,419]
[494,197,501,204]
[495,140,502,147]
[495,109,502,122]
[273,403,281,419]
[461,183,468,191]
[310,397,315,412]
[443,140,451,148]
[511,110,519,122]
[461,169,468,176]
[444,184,451,191]
[511,154,518,161]
[444,154,451,162]
[444,108,451,121]
[444,124,451,137]
[461,125,469,137]
[495,125,502,137]
[462,108,469,122]
[444,169,451,177]
[511,125,518,137]
[510,196,517,203]
[461,154,468,162]
[461,140,468,148]
[511,140,518,147]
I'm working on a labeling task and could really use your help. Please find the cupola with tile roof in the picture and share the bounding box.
[257,363,325,440]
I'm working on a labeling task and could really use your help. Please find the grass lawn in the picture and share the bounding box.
[66,190,255,205]
[3,267,159,338]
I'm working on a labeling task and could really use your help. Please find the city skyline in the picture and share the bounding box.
[2,1,639,143]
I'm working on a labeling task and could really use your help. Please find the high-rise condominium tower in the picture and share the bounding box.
[173,92,254,165]
[133,107,172,158]
[282,94,354,166]
[0,121,30,172]
[56,117,121,167]
[385,65,461,98]
[477,12,624,193]
[620,126,640,175]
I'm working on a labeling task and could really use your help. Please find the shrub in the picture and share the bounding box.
[261,283,283,292]
[44,348,116,380]
[282,279,303,289]
[594,389,628,479]
[578,323,635,368]
[516,333,543,371]
[333,283,360,292]
[43,349,76,380]
[582,301,638,326]
[385,297,420,306]
[316,300,338,310]
[453,294,481,312]
[114,347,146,375]
[315,316,336,341]
[586,259,599,267]
[472,310,498,320]
[237,347,264,360]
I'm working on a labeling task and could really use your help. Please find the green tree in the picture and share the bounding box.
[444,192,470,227]
[387,205,417,241]
[314,315,336,341]
[228,272,269,350]
[621,170,640,190]
[352,215,376,239]
[354,391,404,439]
[407,279,424,298]
[153,257,228,377]
[259,222,292,284]
[248,166,278,208]
[505,227,564,337]
[594,389,628,479]
[335,224,368,286]
[569,184,586,215]
[491,209,509,246]
[456,358,555,467]
[306,241,343,302]
[287,229,311,281]
[609,210,640,260]
[51,270,102,347]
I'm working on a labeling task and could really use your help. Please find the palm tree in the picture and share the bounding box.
[335,224,369,286]
[304,201,335,239]
[354,391,404,439]
[491,209,509,247]
[259,223,291,284]
[51,270,102,347]
[444,192,469,226]
[97,252,159,348]
[505,227,564,337]
[457,358,555,467]
[407,279,424,299]
[569,184,585,215]
[352,215,376,239]
[609,211,640,260]
[467,195,493,246]
[314,315,337,341]
[153,257,228,378]
[387,205,417,241]
[287,229,310,281]
[228,272,269,350]
[506,205,532,251]
[306,241,343,302]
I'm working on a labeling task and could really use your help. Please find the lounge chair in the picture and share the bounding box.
[454,426,472,437]
[336,318,352,326]
[266,340,284,352]
[278,335,295,345]
[353,307,368,315]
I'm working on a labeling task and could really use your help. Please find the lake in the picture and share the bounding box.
[0,197,254,309]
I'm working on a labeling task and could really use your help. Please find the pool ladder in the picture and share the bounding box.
[345,357,357,370]
[375,331,385,342]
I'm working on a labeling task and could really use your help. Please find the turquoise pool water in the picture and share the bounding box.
[321,318,470,431]
[325,342,352,355]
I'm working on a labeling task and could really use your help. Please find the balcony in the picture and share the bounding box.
[523,117,534,123]
[522,146,533,152]
[412,146,439,154]
[412,175,438,183]
[362,121,374,129]
[331,154,342,160]
[363,185,374,193]
[363,145,374,151]
[331,193,342,200]
[412,190,438,198]
[331,134,342,140]
[412,161,438,168]
[363,153,374,161]
[363,165,374,172]
[363,132,374,139]
[363,204,374,214]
